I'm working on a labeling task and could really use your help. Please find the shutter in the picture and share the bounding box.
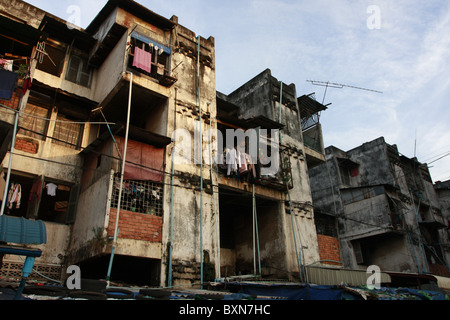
[353,241,365,265]
[66,184,80,224]
[66,57,79,83]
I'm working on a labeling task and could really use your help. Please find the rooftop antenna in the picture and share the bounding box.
[306,80,383,105]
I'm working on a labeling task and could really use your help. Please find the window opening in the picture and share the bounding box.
[65,55,92,87]
[110,177,163,216]
[1,172,77,225]
[52,113,83,150]
[18,103,50,140]
[128,34,170,81]
[36,41,65,77]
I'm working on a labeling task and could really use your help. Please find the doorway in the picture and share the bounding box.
[218,187,284,279]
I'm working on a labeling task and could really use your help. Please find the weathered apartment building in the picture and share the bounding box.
[0,0,326,288]
[309,137,450,279]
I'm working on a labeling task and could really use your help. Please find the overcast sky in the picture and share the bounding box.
[26,0,450,183]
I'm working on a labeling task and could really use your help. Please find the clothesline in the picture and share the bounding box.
[219,147,258,179]
[0,103,116,125]
[0,179,66,213]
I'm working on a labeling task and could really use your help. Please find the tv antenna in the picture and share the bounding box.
[307,80,383,105]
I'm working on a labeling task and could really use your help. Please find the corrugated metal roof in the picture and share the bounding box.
[431,275,450,291]
[306,265,391,286]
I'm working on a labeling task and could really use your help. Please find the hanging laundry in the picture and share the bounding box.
[226,147,238,176]
[239,151,248,174]
[21,77,32,95]
[132,47,152,73]
[45,183,58,196]
[7,183,21,209]
[0,59,13,72]
[0,69,18,100]
[29,179,42,203]
[151,190,160,200]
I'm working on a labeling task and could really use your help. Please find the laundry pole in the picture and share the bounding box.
[168,88,178,288]
[0,111,19,216]
[252,184,261,276]
[106,72,133,285]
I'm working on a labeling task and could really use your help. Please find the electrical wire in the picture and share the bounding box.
[0,102,114,125]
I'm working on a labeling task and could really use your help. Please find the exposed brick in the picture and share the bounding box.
[107,209,163,242]
[317,234,341,266]
[15,137,38,154]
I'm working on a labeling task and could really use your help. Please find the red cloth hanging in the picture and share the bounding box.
[132,47,152,73]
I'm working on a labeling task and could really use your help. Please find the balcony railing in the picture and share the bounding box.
[110,177,164,216]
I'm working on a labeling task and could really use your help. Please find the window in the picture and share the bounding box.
[65,55,92,87]
[18,103,50,140]
[339,165,351,185]
[128,33,170,79]
[338,158,359,186]
[352,240,369,265]
[36,41,66,77]
[3,172,79,225]
[111,177,164,216]
[52,114,83,149]
[36,181,71,224]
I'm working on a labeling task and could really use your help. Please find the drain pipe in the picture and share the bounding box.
[168,88,178,288]
[106,72,133,285]
[0,111,19,216]
[208,103,220,280]
[197,35,204,289]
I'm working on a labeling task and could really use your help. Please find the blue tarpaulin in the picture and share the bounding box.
[226,282,450,300]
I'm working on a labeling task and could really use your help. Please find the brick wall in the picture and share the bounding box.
[15,137,39,154]
[0,89,21,110]
[317,234,342,266]
[107,209,163,242]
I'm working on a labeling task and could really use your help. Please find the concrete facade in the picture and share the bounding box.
[309,137,450,277]
[0,0,323,287]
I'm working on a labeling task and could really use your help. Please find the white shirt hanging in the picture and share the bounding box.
[46,183,58,196]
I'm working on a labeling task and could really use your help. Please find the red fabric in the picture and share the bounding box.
[29,178,42,202]
[21,78,32,95]
[350,167,359,177]
[117,137,164,182]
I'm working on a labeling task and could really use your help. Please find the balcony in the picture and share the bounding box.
[298,94,327,169]
[126,31,177,88]
[418,207,447,230]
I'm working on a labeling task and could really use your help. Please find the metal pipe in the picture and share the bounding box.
[208,103,220,280]
[168,88,178,288]
[106,72,133,285]
[0,111,19,216]
[252,184,261,275]
[197,35,204,289]
[253,185,256,275]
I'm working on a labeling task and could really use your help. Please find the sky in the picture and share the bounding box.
[25,0,450,183]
